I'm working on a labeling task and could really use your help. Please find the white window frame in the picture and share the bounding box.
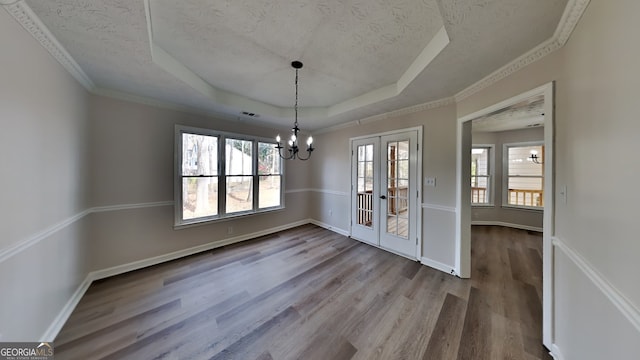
[502,141,544,211]
[174,125,284,228]
[471,144,495,207]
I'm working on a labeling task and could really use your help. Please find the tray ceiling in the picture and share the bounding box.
[19,0,571,130]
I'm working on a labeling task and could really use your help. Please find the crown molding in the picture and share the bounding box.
[454,0,590,102]
[315,96,455,134]
[554,0,592,46]
[2,1,94,90]
[4,0,590,128]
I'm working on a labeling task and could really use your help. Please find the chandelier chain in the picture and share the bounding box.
[294,68,299,128]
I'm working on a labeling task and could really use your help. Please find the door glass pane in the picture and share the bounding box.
[386,140,409,239]
[357,144,374,227]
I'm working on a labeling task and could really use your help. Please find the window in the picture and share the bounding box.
[503,142,544,209]
[175,126,283,227]
[471,145,493,205]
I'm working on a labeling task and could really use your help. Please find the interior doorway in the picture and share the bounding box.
[350,127,422,259]
[456,82,555,347]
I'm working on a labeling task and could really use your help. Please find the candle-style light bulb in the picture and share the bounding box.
[291,134,297,142]
[288,139,294,147]
[276,134,281,143]
[307,136,313,145]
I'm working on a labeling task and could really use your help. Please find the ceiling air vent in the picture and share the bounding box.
[241,111,259,117]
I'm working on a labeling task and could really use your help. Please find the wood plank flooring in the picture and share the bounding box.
[54,225,550,359]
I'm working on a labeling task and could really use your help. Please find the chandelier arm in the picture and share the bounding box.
[276,146,295,160]
[296,148,314,161]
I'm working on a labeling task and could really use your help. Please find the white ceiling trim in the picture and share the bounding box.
[315,96,455,134]
[327,26,450,117]
[454,0,591,102]
[2,0,94,90]
[144,0,450,121]
[3,0,590,130]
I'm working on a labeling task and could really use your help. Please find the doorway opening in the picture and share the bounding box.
[456,82,554,347]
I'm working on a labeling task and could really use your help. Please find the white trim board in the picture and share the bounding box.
[552,236,640,333]
[550,345,565,360]
[0,209,90,264]
[309,219,350,237]
[422,203,456,213]
[0,201,173,265]
[471,221,542,233]
[40,218,316,341]
[2,0,591,132]
[421,257,456,276]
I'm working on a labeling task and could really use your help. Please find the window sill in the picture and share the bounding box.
[472,203,495,208]
[501,205,543,212]
[174,206,285,230]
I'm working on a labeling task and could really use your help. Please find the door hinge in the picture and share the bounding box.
[416,237,418,245]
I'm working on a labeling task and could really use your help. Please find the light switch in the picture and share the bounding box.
[425,177,436,187]
[559,185,567,204]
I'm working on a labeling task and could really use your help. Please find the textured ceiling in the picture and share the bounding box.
[472,95,545,132]
[21,0,570,130]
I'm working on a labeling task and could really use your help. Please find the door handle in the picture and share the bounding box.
[380,195,387,199]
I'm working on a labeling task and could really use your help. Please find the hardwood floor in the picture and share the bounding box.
[54,225,550,359]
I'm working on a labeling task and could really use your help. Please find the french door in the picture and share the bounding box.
[351,130,419,259]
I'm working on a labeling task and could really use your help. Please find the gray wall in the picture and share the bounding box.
[86,95,311,271]
[2,0,640,356]
[310,104,458,268]
[472,127,544,230]
[0,9,90,341]
[458,0,640,357]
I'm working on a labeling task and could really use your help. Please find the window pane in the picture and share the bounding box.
[182,133,217,176]
[397,141,409,160]
[226,176,253,213]
[398,159,409,179]
[507,177,543,207]
[508,145,543,176]
[365,144,373,161]
[226,138,253,175]
[259,175,281,208]
[471,147,489,176]
[258,142,280,175]
[182,177,218,219]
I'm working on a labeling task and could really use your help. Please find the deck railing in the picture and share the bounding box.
[508,188,543,207]
[471,187,543,207]
[356,186,409,226]
[357,190,373,226]
[471,187,487,204]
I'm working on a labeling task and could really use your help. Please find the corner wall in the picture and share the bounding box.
[86,95,311,272]
[472,127,544,231]
[0,9,90,341]
[310,104,458,271]
[458,0,640,357]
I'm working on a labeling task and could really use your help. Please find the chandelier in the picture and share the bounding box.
[275,61,314,160]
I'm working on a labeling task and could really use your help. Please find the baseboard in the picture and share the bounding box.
[421,257,456,276]
[91,219,312,281]
[308,219,350,237]
[40,275,93,342]
[41,218,313,341]
[471,220,543,232]
[549,344,565,360]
